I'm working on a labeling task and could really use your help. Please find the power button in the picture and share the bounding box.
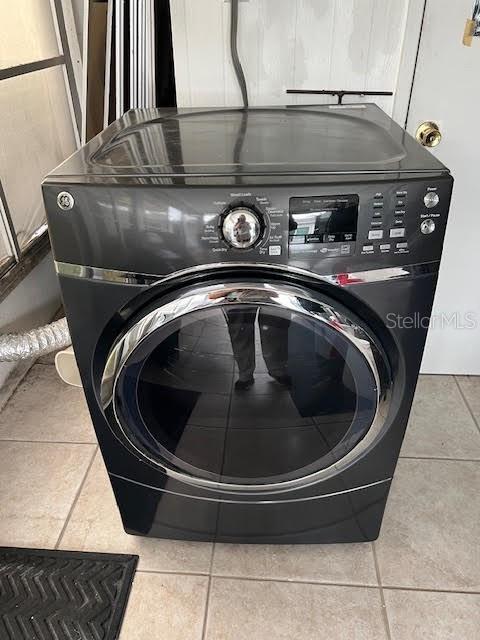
[424,192,439,208]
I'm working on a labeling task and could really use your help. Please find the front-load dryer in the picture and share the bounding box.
[43,104,453,543]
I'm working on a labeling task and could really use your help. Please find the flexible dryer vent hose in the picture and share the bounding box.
[0,318,71,362]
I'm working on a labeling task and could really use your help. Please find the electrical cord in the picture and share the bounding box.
[230,0,249,108]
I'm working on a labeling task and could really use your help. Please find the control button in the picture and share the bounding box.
[290,235,305,245]
[362,245,374,253]
[374,192,383,199]
[325,233,341,243]
[396,242,409,249]
[380,244,391,252]
[395,209,406,216]
[268,245,281,256]
[396,199,406,207]
[396,190,407,197]
[221,207,262,249]
[421,219,436,234]
[343,232,355,241]
[373,202,383,209]
[368,229,383,240]
[394,218,404,226]
[372,211,383,218]
[371,221,383,228]
[424,192,439,208]
[390,228,406,238]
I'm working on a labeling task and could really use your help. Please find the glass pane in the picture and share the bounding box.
[0,66,77,250]
[117,304,377,485]
[0,0,60,70]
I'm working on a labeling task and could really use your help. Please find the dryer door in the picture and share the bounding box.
[101,280,391,494]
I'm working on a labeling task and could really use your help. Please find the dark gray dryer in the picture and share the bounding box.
[43,104,453,543]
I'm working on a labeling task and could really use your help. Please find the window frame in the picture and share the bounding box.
[0,0,81,301]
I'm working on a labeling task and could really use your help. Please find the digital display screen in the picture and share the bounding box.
[289,194,359,244]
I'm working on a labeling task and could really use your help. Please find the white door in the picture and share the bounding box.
[406,0,480,374]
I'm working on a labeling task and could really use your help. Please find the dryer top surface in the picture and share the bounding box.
[46,104,448,181]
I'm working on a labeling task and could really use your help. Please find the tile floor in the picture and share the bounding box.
[0,362,479,639]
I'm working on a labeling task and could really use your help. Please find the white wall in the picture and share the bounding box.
[0,255,61,389]
[170,1,478,374]
[170,0,411,119]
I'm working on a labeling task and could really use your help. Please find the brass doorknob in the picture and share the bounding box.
[416,121,442,148]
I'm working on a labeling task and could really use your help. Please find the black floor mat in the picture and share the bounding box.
[0,548,138,640]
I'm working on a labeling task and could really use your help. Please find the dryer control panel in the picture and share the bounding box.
[286,175,453,273]
[43,174,453,277]
[288,181,449,259]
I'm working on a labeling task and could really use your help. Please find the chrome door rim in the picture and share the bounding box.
[101,280,392,494]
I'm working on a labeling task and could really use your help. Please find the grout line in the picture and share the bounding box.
[200,544,216,640]
[137,569,211,577]
[0,438,98,446]
[126,569,480,596]
[54,445,98,550]
[399,455,480,463]
[201,578,212,640]
[380,584,480,596]
[208,574,380,590]
[454,376,480,437]
[209,542,216,575]
[372,542,392,640]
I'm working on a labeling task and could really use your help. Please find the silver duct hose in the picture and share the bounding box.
[0,318,71,362]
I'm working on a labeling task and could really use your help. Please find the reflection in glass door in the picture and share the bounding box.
[114,298,379,487]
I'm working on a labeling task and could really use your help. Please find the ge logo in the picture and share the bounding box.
[57,191,74,211]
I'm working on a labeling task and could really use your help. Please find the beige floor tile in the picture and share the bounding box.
[205,578,387,640]
[375,459,480,591]
[212,541,377,586]
[0,365,95,443]
[401,375,480,459]
[0,441,95,548]
[60,453,213,573]
[119,572,208,640]
[385,589,480,640]
[456,376,480,425]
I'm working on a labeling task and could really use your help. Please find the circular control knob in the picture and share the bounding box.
[421,219,436,235]
[424,192,439,209]
[221,207,262,249]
